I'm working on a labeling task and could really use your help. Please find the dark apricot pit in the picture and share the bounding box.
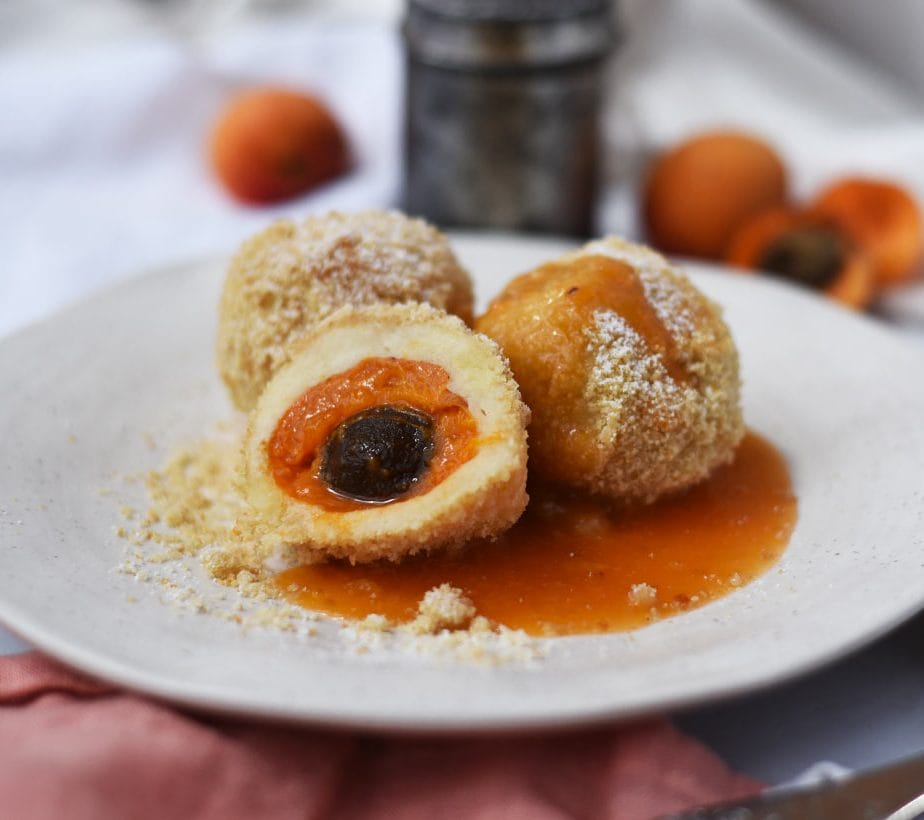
[267,357,479,512]
[320,406,435,503]
[758,227,845,290]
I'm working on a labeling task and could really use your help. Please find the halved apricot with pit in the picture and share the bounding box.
[811,178,923,286]
[726,208,875,309]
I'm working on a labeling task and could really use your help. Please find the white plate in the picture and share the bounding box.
[1,233,923,732]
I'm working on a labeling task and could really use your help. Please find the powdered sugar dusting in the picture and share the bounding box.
[217,210,474,411]
[289,212,459,309]
[587,309,684,426]
[582,237,698,340]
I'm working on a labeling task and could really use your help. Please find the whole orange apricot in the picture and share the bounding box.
[643,131,788,259]
[812,177,923,286]
[209,87,349,204]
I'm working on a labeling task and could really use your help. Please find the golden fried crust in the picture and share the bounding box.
[476,237,744,503]
[240,303,529,564]
[217,210,475,412]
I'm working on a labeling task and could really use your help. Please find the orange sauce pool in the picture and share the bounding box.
[267,357,478,512]
[275,431,797,636]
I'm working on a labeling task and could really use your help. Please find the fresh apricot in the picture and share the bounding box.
[811,177,923,286]
[726,208,875,310]
[209,87,349,204]
[643,131,788,259]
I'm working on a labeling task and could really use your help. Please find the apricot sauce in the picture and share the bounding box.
[276,431,797,636]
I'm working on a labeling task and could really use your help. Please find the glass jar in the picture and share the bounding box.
[403,0,617,236]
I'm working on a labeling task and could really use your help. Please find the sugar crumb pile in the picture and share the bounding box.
[628,582,657,607]
[113,429,540,664]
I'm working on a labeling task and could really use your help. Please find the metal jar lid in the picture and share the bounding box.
[404,0,617,72]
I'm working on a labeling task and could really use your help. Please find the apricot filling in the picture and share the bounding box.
[267,357,479,511]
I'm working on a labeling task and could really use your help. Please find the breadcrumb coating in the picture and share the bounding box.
[476,236,744,503]
[217,210,475,411]
[404,584,476,634]
[240,302,530,563]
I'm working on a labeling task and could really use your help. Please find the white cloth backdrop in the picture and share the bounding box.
[2,0,924,338]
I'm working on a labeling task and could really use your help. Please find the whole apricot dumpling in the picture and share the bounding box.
[217,210,474,412]
[475,237,744,503]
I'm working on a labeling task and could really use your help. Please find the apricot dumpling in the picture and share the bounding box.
[217,210,474,412]
[475,237,744,503]
[240,303,529,563]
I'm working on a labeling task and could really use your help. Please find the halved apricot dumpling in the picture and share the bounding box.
[475,237,743,504]
[240,303,529,564]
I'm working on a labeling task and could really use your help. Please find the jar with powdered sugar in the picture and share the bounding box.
[403,0,617,237]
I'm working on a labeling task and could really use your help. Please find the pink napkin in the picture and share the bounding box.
[0,651,761,820]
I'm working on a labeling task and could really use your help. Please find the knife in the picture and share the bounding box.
[660,750,924,820]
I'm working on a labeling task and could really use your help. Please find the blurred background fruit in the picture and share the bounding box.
[642,128,923,310]
[209,87,349,205]
[811,178,924,287]
[642,131,788,260]
[725,207,874,309]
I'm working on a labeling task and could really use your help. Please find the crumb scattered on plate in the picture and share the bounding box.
[112,427,541,665]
